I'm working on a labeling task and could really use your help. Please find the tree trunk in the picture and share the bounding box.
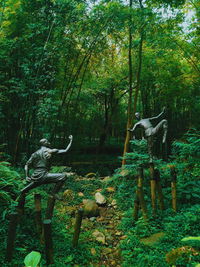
[122,0,133,166]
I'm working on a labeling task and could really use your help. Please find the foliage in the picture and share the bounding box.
[24,251,41,267]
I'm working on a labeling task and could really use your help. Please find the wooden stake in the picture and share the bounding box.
[17,193,26,215]
[43,219,54,265]
[133,194,140,221]
[155,169,165,210]
[170,166,177,212]
[34,194,43,242]
[5,212,19,262]
[137,167,148,220]
[45,195,56,220]
[72,208,83,248]
[149,163,156,216]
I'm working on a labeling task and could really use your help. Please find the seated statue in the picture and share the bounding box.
[128,108,168,162]
[21,135,73,195]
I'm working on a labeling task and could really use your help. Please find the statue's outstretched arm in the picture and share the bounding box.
[128,122,139,132]
[57,135,73,154]
[149,107,166,121]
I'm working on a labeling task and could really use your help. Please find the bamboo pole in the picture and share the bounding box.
[170,166,177,212]
[72,208,83,248]
[43,219,54,265]
[34,194,43,242]
[5,212,19,262]
[45,195,56,220]
[149,163,156,216]
[155,169,165,210]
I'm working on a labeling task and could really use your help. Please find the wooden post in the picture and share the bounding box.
[149,163,156,216]
[170,166,177,212]
[45,195,56,220]
[43,219,54,265]
[155,169,165,210]
[137,167,148,220]
[17,193,26,215]
[5,212,19,262]
[133,194,140,221]
[72,208,83,248]
[34,194,43,242]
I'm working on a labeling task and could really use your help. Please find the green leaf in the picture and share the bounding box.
[181,236,200,242]
[65,255,74,263]
[24,251,41,267]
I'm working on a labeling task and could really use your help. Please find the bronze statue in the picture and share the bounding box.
[128,108,167,162]
[21,135,73,194]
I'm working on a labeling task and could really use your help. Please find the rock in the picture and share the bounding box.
[90,248,96,255]
[140,232,165,246]
[63,189,74,201]
[101,176,112,182]
[89,217,96,222]
[95,192,107,205]
[102,248,112,254]
[106,187,115,193]
[110,199,117,208]
[85,172,96,179]
[115,231,122,236]
[92,230,106,244]
[83,199,100,217]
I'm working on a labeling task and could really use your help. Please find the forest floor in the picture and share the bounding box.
[1,171,200,267]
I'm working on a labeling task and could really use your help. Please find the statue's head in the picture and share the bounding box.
[135,112,141,120]
[39,138,51,147]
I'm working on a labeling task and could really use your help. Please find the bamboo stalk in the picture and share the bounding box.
[5,212,19,262]
[72,208,83,248]
[155,169,165,210]
[43,219,54,265]
[170,166,177,212]
[149,163,156,216]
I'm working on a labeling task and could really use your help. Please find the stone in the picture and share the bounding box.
[92,230,106,244]
[106,187,115,193]
[63,189,74,201]
[110,199,117,208]
[90,248,96,255]
[83,199,100,217]
[140,232,165,246]
[95,192,107,205]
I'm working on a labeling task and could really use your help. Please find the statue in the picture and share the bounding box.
[128,108,168,162]
[21,135,73,195]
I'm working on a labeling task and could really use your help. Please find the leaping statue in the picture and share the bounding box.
[21,135,73,195]
[128,107,168,162]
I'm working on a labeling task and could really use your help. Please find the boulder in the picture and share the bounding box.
[95,192,107,205]
[92,230,106,244]
[83,199,100,217]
